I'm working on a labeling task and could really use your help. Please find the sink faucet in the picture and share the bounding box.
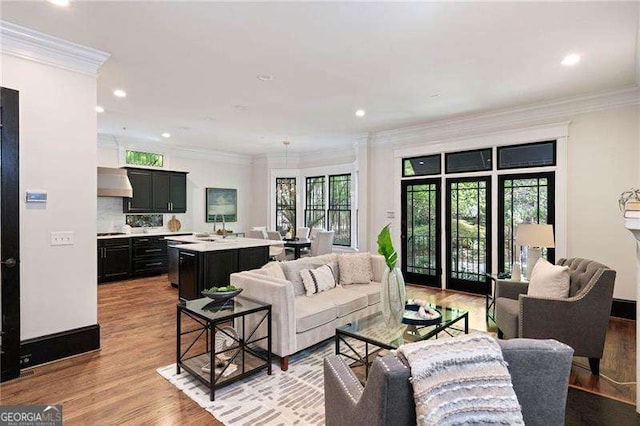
[212,214,226,237]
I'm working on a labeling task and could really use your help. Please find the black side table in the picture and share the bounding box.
[176,296,272,401]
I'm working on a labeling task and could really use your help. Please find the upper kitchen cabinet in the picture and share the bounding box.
[124,169,153,212]
[123,167,188,213]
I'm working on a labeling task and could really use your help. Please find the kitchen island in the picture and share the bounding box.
[165,235,283,300]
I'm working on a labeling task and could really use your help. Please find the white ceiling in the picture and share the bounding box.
[2,1,638,154]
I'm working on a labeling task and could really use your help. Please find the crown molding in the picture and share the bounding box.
[97,134,251,165]
[372,86,640,146]
[0,20,110,77]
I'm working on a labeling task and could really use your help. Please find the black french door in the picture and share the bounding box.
[401,178,441,287]
[446,176,491,295]
[1,87,21,382]
[498,172,555,274]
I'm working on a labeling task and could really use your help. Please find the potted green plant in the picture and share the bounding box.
[377,223,407,329]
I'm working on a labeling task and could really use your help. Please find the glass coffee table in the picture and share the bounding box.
[177,296,272,401]
[335,304,468,380]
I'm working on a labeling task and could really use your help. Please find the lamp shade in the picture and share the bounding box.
[516,224,555,248]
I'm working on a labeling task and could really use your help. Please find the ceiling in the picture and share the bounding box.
[2,1,638,155]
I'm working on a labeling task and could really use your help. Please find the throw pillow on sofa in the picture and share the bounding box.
[527,258,570,298]
[259,261,286,281]
[339,253,373,285]
[281,259,316,296]
[300,264,337,296]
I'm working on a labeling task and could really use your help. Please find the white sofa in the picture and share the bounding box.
[230,253,385,370]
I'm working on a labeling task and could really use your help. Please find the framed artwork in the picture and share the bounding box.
[206,188,237,222]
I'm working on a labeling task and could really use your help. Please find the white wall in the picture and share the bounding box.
[97,143,251,234]
[367,105,640,301]
[1,54,98,340]
[566,105,640,300]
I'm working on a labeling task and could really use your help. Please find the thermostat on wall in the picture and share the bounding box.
[26,191,47,203]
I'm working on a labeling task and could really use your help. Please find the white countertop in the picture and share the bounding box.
[167,235,284,252]
[97,231,193,240]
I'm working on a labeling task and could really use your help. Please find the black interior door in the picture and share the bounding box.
[1,87,21,382]
[446,176,491,295]
[401,178,441,287]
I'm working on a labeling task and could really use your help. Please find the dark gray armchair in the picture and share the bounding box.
[324,339,574,426]
[495,258,616,375]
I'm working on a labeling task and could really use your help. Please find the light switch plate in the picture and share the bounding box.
[51,231,74,246]
[386,211,395,219]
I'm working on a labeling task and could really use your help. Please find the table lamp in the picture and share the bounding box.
[516,224,555,279]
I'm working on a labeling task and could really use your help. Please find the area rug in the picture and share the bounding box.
[158,329,476,425]
[157,341,338,425]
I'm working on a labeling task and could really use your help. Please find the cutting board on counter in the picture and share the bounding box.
[168,215,182,232]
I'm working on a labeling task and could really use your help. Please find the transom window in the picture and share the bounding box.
[126,150,163,167]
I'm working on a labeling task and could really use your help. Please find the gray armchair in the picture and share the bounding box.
[324,339,574,426]
[495,258,616,375]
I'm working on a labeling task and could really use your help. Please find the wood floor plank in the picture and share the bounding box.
[0,275,635,424]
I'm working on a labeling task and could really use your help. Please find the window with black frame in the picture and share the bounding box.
[305,176,325,229]
[276,177,296,233]
[328,174,351,246]
[498,172,555,275]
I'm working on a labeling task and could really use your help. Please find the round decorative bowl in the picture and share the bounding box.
[201,288,243,303]
[402,304,442,326]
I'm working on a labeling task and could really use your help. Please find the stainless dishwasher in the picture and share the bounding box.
[167,241,186,286]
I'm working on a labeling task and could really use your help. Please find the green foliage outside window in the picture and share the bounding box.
[126,150,164,167]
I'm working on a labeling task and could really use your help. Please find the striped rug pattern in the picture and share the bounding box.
[158,329,479,424]
[157,342,340,425]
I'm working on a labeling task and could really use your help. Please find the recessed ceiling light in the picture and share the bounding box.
[48,0,70,6]
[95,106,105,113]
[355,109,366,117]
[234,104,248,111]
[257,74,274,81]
[561,53,581,66]
[113,89,127,98]
[161,132,171,138]
[430,93,441,98]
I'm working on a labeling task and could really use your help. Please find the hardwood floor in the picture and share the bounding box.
[0,276,635,425]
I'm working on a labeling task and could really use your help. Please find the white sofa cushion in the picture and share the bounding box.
[258,261,287,281]
[350,281,381,305]
[295,296,337,333]
[528,258,570,299]
[281,258,317,296]
[338,253,374,285]
[301,264,336,296]
[331,288,369,317]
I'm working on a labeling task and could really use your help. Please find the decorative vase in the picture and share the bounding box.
[380,266,407,329]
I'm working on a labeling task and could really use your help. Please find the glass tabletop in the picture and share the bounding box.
[180,296,269,322]
[336,304,468,349]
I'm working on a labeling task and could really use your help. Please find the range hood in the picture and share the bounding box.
[97,167,133,198]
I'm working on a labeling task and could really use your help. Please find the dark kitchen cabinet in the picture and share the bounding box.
[178,251,199,300]
[124,169,153,213]
[132,235,168,276]
[178,246,269,300]
[123,168,188,214]
[98,239,131,283]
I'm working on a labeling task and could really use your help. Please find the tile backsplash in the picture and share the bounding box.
[97,197,192,233]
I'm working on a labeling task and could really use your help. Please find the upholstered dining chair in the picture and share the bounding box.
[309,227,325,240]
[297,227,310,239]
[265,231,287,261]
[310,231,334,256]
[494,258,616,375]
[247,230,266,239]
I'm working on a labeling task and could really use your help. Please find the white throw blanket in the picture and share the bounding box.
[397,334,524,426]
